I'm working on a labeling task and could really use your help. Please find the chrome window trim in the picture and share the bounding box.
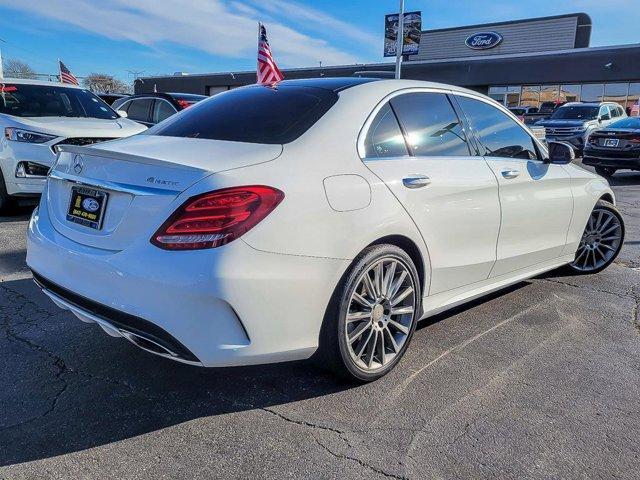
[358,87,547,161]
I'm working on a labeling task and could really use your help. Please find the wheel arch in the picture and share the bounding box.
[366,234,428,294]
[599,192,614,205]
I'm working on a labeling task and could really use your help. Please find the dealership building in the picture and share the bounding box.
[137,13,640,112]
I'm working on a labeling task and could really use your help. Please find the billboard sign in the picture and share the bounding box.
[384,11,422,57]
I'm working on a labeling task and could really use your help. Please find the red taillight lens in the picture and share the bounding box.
[177,99,194,110]
[151,185,284,250]
[629,136,640,144]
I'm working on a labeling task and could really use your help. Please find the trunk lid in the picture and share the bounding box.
[47,136,283,251]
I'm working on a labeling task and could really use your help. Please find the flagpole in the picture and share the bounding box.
[57,58,61,83]
[395,0,404,79]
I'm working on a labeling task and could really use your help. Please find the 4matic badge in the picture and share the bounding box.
[146,176,180,188]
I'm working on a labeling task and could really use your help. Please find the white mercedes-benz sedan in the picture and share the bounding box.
[0,79,146,212]
[27,78,625,381]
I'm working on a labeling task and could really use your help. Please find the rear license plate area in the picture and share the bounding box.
[602,138,620,147]
[66,186,108,230]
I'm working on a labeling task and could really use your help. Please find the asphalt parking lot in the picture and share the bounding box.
[1,163,639,479]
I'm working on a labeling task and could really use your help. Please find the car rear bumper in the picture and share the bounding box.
[582,154,640,170]
[26,199,349,367]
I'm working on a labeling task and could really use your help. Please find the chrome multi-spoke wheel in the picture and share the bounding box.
[345,256,416,373]
[569,202,624,273]
[316,244,421,382]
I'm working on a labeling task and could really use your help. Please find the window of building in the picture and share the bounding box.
[390,93,470,157]
[603,83,629,108]
[540,85,560,103]
[456,96,539,160]
[363,104,408,158]
[520,86,541,109]
[559,85,581,103]
[505,86,521,107]
[580,84,605,103]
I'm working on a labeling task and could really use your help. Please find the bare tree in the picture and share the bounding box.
[2,59,37,79]
[82,73,131,94]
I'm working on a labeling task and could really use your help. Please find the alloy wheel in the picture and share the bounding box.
[344,257,416,372]
[570,207,623,272]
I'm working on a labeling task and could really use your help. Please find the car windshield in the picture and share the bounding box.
[149,85,339,144]
[609,117,640,129]
[550,105,599,120]
[0,83,118,119]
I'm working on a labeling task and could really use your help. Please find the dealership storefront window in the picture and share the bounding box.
[489,82,640,112]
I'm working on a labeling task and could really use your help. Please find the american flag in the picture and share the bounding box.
[257,23,283,85]
[59,60,79,85]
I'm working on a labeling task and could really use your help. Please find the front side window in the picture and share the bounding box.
[390,92,470,157]
[0,83,118,119]
[127,99,153,122]
[150,85,338,144]
[363,103,408,158]
[456,96,539,160]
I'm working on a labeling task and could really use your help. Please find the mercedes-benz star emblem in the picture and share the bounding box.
[73,155,84,174]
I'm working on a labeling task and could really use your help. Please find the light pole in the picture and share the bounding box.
[395,0,404,79]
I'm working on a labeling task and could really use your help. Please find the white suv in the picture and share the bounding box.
[0,79,147,211]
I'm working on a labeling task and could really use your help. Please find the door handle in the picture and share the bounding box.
[501,169,520,179]
[402,175,431,189]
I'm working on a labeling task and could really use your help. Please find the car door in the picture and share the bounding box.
[361,91,501,295]
[454,94,573,277]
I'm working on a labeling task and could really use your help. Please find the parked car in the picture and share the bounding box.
[97,93,128,105]
[583,116,640,177]
[536,102,626,154]
[112,92,207,127]
[27,78,623,382]
[509,106,537,122]
[0,79,147,212]
[522,101,564,125]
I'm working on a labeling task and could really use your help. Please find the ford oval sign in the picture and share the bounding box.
[82,198,100,213]
[465,32,503,50]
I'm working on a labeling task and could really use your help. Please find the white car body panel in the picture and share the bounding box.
[26,79,615,368]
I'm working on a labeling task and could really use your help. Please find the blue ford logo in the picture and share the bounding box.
[82,198,100,213]
[465,32,503,50]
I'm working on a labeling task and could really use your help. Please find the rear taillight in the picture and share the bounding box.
[151,185,284,250]
[588,136,599,145]
[629,136,640,144]
[177,99,194,110]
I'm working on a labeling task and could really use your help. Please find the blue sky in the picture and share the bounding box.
[0,0,637,82]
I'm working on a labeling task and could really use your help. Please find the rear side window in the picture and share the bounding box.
[364,104,408,158]
[152,100,176,124]
[127,99,153,123]
[456,96,539,160]
[390,93,470,157]
[150,85,338,144]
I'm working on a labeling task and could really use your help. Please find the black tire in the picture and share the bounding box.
[316,244,421,382]
[594,166,616,178]
[564,200,624,275]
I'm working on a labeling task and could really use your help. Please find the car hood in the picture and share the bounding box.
[536,119,596,128]
[3,115,147,138]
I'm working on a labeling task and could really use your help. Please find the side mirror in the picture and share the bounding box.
[117,110,128,118]
[546,141,575,164]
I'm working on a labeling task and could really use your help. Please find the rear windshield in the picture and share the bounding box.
[550,105,599,120]
[609,117,640,129]
[509,108,525,115]
[149,85,339,144]
[0,83,118,119]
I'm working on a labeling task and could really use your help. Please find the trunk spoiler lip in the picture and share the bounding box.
[56,144,210,173]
